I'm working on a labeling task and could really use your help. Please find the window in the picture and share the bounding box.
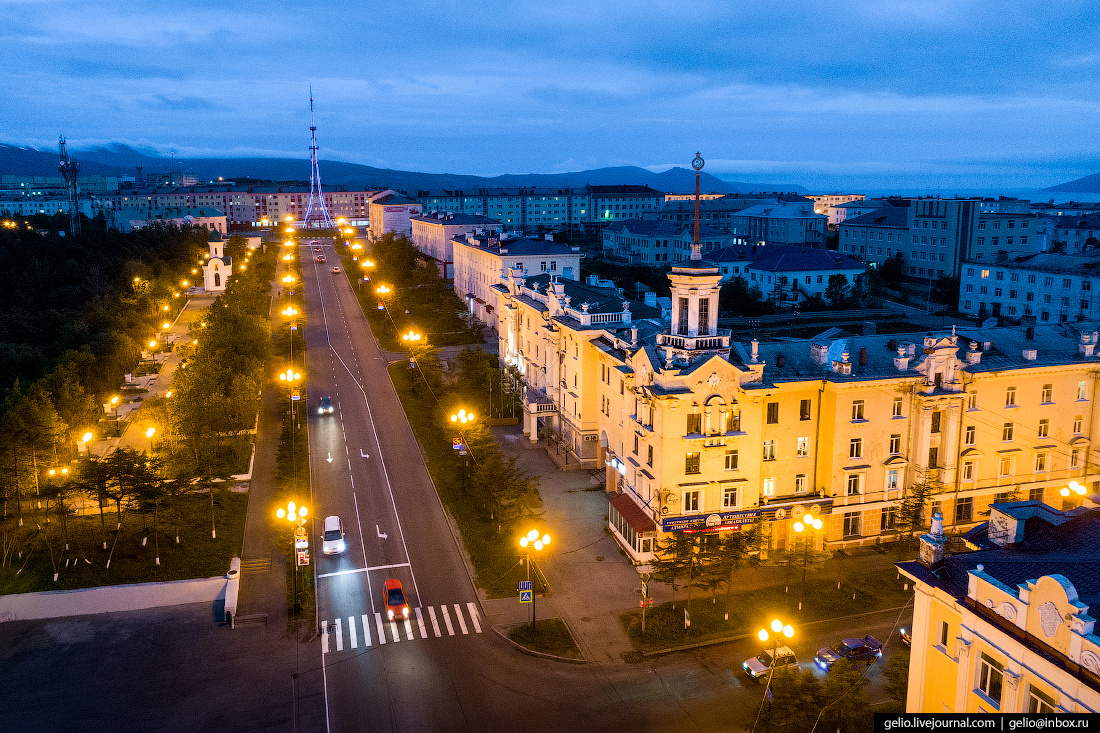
[939,621,950,647]
[799,399,811,420]
[928,446,938,468]
[930,411,942,433]
[968,393,978,410]
[886,469,899,490]
[683,490,700,512]
[724,450,739,471]
[1028,686,1056,714]
[762,440,776,461]
[762,477,775,496]
[1002,422,1014,441]
[978,653,1004,706]
[851,400,865,421]
[794,474,807,493]
[962,461,975,480]
[892,397,903,417]
[1035,452,1047,472]
[842,511,861,537]
[999,455,1013,477]
[685,452,700,474]
[847,473,862,495]
[955,497,973,523]
[965,425,976,445]
[722,485,737,508]
[1005,387,1016,406]
[849,438,863,459]
[1041,384,1052,402]
[633,434,639,454]
[725,407,741,433]
[1037,418,1049,438]
[647,445,653,467]
[1071,448,1081,468]
[889,434,901,454]
[687,412,702,435]
[797,437,809,456]
[1079,380,1088,400]
[766,402,779,424]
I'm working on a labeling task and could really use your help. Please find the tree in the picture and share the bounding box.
[825,273,850,308]
[817,659,873,731]
[932,275,960,308]
[883,647,911,710]
[898,468,942,552]
[879,251,906,289]
[718,276,773,317]
[767,667,823,733]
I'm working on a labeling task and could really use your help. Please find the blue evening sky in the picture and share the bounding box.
[2,0,1099,190]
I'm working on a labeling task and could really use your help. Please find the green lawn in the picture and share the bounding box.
[507,618,583,659]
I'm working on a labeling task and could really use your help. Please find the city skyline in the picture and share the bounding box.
[2,1,1099,191]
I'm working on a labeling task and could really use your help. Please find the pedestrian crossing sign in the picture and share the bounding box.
[519,590,533,603]
[518,581,533,591]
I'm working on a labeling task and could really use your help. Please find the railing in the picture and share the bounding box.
[656,333,731,350]
[589,313,623,324]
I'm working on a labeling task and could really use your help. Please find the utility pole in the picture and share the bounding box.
[58,135,80,236]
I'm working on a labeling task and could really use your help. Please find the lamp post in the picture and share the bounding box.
[792,515,823,613]
[403,329,422,370]
[451,409,475,494]
[277,501,308,613]
[376,284,390,311]
[519,528,551,631]
[1061,480,1087,507]
[145,426,156,455]
[756,618,795,733]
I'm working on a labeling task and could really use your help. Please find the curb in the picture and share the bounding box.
[489,623,587,664]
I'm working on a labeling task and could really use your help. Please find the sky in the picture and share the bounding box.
[2,0,1100,191]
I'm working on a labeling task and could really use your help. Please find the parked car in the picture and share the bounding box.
[321,515,345,555]
[384,578,409,620]
[742,645,800,683]
[318,396,334,415]
[900,627,911,647]
[814,635,882,670]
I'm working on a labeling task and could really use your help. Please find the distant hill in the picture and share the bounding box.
[0,142,803,195]
[1043,172,1100,194]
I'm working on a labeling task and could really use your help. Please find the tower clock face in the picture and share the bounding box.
[692,155,705,171]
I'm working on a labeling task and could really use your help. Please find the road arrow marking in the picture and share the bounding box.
[360,449,370,459]
[376,525,388,540]
[327,452,333,463]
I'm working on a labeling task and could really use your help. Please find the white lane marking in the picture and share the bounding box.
[389,621,400,642]
[349,475,354,489]
[318,567,369,579]
[428,606,441,637]
[352,492,369,597]
[415,607,428,638]
[348,616,357,649]
[454,604,468,634]
[375,613,386,644]
[335,618,343,651]
[347,458,352,471]
[441,605,455,635]
[404,618,414,640]
[322,621,330,653]
[466,603,482,633]
[362,614,372,647]
[365,562,409,572]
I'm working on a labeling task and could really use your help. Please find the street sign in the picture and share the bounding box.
[294,526,308,550]
[291,389,301,402]
[519,590,532,603]
[641,581,648,599]
[452,438,467,452]
[519,581,533,591]
[297,550,310,566]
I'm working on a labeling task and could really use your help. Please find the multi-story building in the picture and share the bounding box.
[805,193,865,222]
[748,246,865,304]
[368,192,422,240]
[898,501,1099,714]
[1049,214,1100,254]
[588,185,665,224]
[968,212,1038,261]
[839,205,911,267]
[454,235,582,330]
[123,206,227,234]
[958,251,1100,322]
[649,194,798,230]
[601,219,740,263]
[729,202,827,246]
[830,199,895,226]
[410,212,502,278]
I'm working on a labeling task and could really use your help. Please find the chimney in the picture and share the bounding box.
[751,340,760,364]
[777,354,786,368]
[1022,349,1037,361]
[894,345,911,371]
[859,347,867,367]
[1026,326,1035,340]
[966,341,982,364]
[630,327,638,347]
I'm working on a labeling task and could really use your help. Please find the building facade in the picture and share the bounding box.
[601,219,741,263]
[959,252,1100,322]
[729,203,828,246]
[368,192,423,240]
[410,212,502,278]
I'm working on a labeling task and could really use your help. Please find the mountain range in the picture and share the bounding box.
[1043,172,1100,194]
[0,143,802,195]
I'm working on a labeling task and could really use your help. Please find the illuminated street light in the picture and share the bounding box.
[276,500,308,612]
[451,408,475,424]
[519,528,552,630]
[402,330,422,344]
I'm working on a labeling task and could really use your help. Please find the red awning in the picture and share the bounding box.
[609,493,657,534]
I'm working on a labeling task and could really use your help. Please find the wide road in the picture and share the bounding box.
[295,240,912,732]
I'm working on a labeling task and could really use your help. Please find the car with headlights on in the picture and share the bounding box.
[318,396,334,415]
[384,578,409,621]
[814,635,882,671]
[321,515,345,555]
[742,645,800,683]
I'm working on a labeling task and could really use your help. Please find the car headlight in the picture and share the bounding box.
[337,541,345,552]
[387,609,394,620]
[317,408,323,415]
[403,607,409,619]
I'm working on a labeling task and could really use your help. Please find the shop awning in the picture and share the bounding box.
[609,493,657,534]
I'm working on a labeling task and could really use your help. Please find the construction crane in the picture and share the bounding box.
[58,135,80,236]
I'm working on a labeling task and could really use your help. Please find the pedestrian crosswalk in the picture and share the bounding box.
[322,602,483,654]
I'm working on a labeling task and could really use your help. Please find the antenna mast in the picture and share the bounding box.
[302,89,334,229]
[58,135,80,236]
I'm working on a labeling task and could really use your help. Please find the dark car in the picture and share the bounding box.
[814,635,882,671]
[318,396,334,415]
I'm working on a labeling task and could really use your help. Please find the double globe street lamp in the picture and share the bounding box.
[519,528,551,631]
[277,501,308,612]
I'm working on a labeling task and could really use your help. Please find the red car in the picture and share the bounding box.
[316,254,326,263]
[384,578,409,621]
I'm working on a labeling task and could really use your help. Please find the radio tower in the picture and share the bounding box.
[58,135,80,236]
[302,90,333,229]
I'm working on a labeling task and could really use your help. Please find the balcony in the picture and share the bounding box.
[525,387,557,414]
[656,332,731,351]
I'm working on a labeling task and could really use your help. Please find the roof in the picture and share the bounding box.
[465,237,579,257]
[605,218,683,237]
[843,207,909,228]
[372,194,420,206]
[965,250,1100,276]
[587,185,664,195]
[412,212,500,226]
[518,273,661,321]
[707,245,762,263]
[732,203,822,219]
[749,245,864,273]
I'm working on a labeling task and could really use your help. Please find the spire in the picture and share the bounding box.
[302,88,334,228]
[691,152,704,261]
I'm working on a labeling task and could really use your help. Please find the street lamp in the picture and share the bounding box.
[145,426,156,454]
[110,395,120,420]
[792,515,824,612]
[79,431,93,453]
[277,501,308,613]
[519,528,551,631]
[450,409,475,493]
[451,408,474,424]
[1061,480,1087,507]
[757,618,795,728]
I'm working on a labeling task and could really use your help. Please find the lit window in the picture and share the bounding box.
[797,437,809,456]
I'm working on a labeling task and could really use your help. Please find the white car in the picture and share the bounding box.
[322,515,345,555]
[742,645,800,682]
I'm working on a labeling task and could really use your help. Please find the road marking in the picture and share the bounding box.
[318,567,369,579]
[441,605,455,635]
[454,604,468,634]
[362,614,372,646]
[404,618,414,640]
[322,621,329,653]
[389,621,400,642]
[415,607,428,638]
[466,603,482,633]
[360,449,369,458]
[348,458,352,471]
[334,618,343,651]
[365,562,409,572]
[376,525,387,539]
[375,613,386,644]
[428,606,441,637]
[348,616,357,649]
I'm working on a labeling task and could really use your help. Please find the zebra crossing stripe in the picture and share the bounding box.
[404,618,414,640]
[335,618,344,651]
[348,616,357,649]
[322,621,329,653]
[362,614,372,646]
[428,606,441,637]
[466,603,482,634]
[414,607,427,638]
[375,612,386,644]
[389,621,400,642]
[454,604,468,634]
[441,605,455,635]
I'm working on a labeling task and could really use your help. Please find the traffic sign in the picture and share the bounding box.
[641,581,648,599]
[291,389,301,402]
[519,581,533,591]
[519,590,533,603]
[297,550,310,566]
[452,438,467,451]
